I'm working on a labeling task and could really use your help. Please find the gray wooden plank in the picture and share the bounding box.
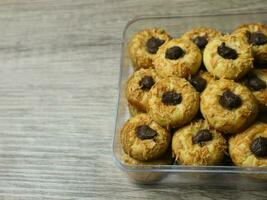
[0,0,265,46]
[0,0,265,199]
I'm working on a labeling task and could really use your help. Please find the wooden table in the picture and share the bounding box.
[0,1,266,199]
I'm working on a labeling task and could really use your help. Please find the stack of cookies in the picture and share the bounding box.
[121,23,267,167]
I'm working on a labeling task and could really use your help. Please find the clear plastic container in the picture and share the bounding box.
[113,13,267,188]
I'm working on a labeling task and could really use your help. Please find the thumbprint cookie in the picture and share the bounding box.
[126,68,159,112]
[234,23,267,66]
[203,34,253,80]
[120,114,171,161]
[172,120,227,165]
[128,28,170,70]
[154,38,202,78]
[229,123,267,167]
[200,79,258,134]
[148,77,199,128]
[243,69,267,111]
[182,27,222,51]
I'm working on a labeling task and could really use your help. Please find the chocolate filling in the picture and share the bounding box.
[162,91,182,105]
[136,125,158,140]
[192,129,213,145]
[217,42,238,60]
[219,90,242,110]
[250,137,267,157]
[139,76,155,90]
[146,37,165,54]
[165,46,185,60]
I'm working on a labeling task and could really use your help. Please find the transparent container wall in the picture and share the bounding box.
[113,13,267,188]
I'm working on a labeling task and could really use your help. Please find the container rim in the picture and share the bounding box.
[122,11,267,40]
[112,12,267,174]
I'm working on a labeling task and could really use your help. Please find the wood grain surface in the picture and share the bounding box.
[0,0,266,199]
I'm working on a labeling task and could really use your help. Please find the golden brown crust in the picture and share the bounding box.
[237,23,267,30]
[148,77,199,128]
[125,68,159,112]
[198,70,216,83]
[203,34,253,80]
[248,69,267,110]
[128,28,170,70]
[182,27,222,49]
[200,79,258,134]
[233,23,267,62]
[120,114,171,161]
[154,38,202,78]
[172,120,227,165]
[229,123,267,167]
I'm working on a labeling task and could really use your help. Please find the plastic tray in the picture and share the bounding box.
[113,13,267,188]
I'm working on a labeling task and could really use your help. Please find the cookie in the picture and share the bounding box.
[188,71,215,93]
[203,34,253,80]
[229,123,267,167]
[242,69,267,111]
[233,23,267,65]
[154,38,202,78]
[128,103,144,116]
[128,28,170,70]
[198,70,215,83]
[182,27,222,50]
[148,77,199,128]
[172,120,227,166]
[200,79,258,134]
[120,114,171,161]
[125,68,159,112]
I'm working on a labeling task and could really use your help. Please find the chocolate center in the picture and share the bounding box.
[192,36,208,49]
[146,37,165,54]
[192,129,213,145]
[250,137,267,157]
[244,74,266,91]
[219,90,242,110]
[217,42,238,60]
[165,46,185,60]
[246,31,267,46]
[162,91,182,105]
[139,76,155,90]
[136,125,157,140]
[189,76,207,92]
